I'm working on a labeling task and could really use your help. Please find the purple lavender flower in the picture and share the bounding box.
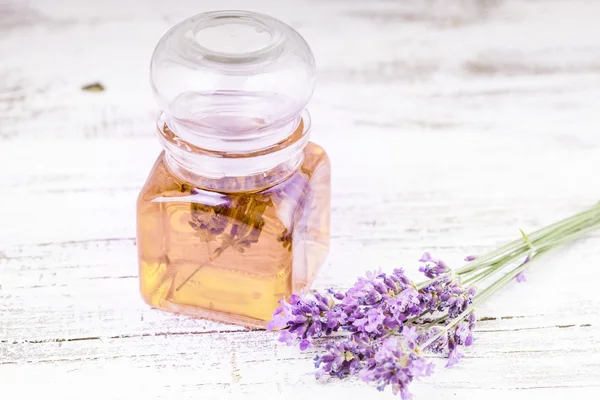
[266,242,531,398]
[325,307,348,328]
[418,275,476,319]
[340,269,422,335]
[454,322,471,346]
[447,313,476,367]
[344,269,412,307]
[447,286,477,318]
[267,292,343,350]
[417,254,475,318]
[353,307,386,334]
[418,313,476,368]
[327,288,345,301]
[384,288,420,325]
[358,333,434,399]
[446,343,463,368]
[418,252,450,278]
[315,334,375,379]
[269,259,484,397]
[401,325,420,345]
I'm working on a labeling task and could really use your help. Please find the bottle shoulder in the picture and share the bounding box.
[138,142,329,200]
[137,152,187,203]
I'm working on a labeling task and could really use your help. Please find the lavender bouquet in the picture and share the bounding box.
[267,202,600,399]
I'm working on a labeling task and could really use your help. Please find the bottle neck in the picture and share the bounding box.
[157,110,310,192]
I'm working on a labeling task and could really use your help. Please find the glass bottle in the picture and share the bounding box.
[136,11,331,327]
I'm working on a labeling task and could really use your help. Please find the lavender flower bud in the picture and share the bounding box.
[358,336,434,399]
[315,335,374,379]
[418,252,450,278]
[267,292,343,350]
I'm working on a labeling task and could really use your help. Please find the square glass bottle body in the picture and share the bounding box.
[136,142,330,327]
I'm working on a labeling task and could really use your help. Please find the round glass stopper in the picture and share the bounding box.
[150,10,316,144]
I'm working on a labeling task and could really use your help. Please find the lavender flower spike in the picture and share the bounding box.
[343,269,421,334]
[315,334,374,379]
[359,331,434,399]
[447,313,477,367]
[267,292,343,350]
[418,252,450,279]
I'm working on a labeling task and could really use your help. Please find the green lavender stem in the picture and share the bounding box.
[456,202,600,276]
[417,202,600,290]
[174,243,230,292]
[465,221,600,288]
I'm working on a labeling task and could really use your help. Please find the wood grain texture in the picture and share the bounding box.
[1,0,600,398]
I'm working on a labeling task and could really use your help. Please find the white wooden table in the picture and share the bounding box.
[2,1,600,398]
